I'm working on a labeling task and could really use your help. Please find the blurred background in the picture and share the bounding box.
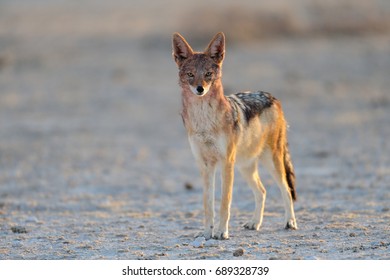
[0,0,389,259]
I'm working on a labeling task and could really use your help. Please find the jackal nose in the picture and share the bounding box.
[196,86,204,94]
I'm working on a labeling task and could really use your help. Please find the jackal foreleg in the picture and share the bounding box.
[198,162,216,240]
[214,145,236,240]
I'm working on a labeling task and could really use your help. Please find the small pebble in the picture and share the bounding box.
[118,249,129,253]
[233,248,244,257]
[204,239,219,247]
[304,256,321,260]
[12,240,23,248]
[155,252,168,257]
[11,226,27,234]
[184,182,194,190]
[26,216,39,223]
[190,237,206,248]
[185,212,194,218]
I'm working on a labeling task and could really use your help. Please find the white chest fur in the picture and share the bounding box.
[188,132,227,164]
[184,99,228,163]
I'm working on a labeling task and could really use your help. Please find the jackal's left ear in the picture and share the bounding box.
[172,33,194,67]
[205,32,225,64]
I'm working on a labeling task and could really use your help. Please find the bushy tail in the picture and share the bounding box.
[284,143,297,201]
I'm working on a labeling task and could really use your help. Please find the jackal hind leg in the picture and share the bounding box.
[239,160,266,231]
[261,150,297,230]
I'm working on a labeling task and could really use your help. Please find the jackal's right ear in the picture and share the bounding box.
[172,33,194,66]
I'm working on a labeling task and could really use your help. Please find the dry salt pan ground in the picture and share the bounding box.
[0,0,389,259]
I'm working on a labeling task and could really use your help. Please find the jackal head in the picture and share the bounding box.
[172,32,225,96]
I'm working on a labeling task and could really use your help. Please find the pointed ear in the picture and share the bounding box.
[205,32,225,64]
[172,33,194,67]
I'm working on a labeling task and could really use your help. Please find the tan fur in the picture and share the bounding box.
[173,32,297,240]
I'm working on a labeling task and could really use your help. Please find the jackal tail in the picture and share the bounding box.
[284,143,297,201]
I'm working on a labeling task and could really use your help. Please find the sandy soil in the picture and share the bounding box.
[0,0,389,259]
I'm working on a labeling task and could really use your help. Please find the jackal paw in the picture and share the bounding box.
[243,220,261,230]
[195,230,213,240]
[213,230,229,240]
[285,219,298,230]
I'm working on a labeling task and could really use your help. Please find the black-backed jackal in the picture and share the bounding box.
[172,32,297,240]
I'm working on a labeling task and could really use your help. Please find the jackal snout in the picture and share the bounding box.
[196,85,204,94]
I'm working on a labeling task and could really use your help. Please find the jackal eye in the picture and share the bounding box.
[187,72,194,77]
[205,72,212,77]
